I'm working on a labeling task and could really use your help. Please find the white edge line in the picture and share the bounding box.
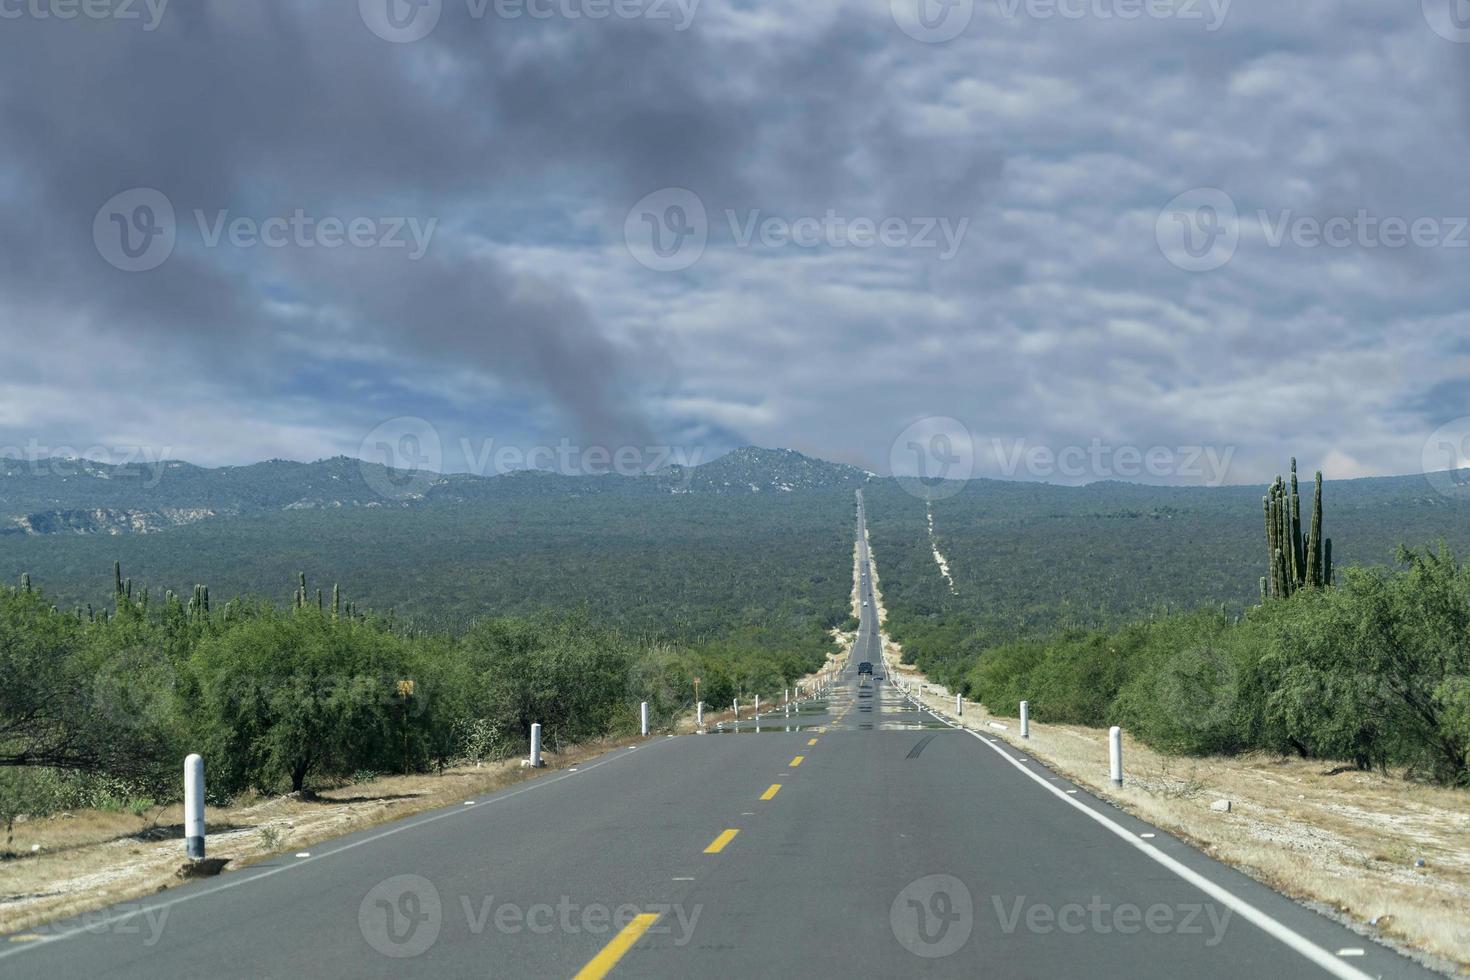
[0,742,658,961]
[904,695,1375,980]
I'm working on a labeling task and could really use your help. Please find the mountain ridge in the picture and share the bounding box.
[1,445,1466,537]
[0,446,873,536]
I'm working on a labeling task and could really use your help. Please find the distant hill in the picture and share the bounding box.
[0,447,873,537]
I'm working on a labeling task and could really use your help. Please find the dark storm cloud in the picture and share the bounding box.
[0,3,780,444]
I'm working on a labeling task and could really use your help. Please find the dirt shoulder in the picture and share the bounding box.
[0,735,647,937]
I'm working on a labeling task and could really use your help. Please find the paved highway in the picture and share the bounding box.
[0,492,1439,978]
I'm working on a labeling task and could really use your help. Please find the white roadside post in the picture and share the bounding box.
[955,694,963,717]
[754,694,760,716]
[184,753,205,860]
[1109,726,1123,786]
[696,701,704,728]
[733,698,739,720]
[530,723,543,768]
[1020,700,1030,739]
[640,701,650,737]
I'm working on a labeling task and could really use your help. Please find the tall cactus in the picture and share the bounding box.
[1263,459,1334,599]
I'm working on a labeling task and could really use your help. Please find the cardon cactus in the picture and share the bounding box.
[1262,458,1333,599]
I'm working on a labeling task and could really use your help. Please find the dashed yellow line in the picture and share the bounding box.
[807,738,819,746]
[760,783,782,801]
[790,755,805,767]
[572,913,660,980]
[704,828,739,853]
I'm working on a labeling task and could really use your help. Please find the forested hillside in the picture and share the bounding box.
[0,492,857,659]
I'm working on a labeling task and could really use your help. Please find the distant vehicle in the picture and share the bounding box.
[858,661,873,675]
[862,600,869,607]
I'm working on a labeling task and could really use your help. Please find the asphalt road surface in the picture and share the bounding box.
[0,492,1441,978]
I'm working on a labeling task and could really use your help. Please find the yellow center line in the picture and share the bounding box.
[790,755,804,766]
[807,738,819,746]
[704,828,739,853]
[760,783,782,801]
[572,912,661,980]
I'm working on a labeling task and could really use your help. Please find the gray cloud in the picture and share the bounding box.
[0,1,1466,481]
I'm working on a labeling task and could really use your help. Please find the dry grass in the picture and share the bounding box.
[0,735,645,937]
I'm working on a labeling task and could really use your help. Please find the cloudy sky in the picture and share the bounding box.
[1,0,1467,487]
